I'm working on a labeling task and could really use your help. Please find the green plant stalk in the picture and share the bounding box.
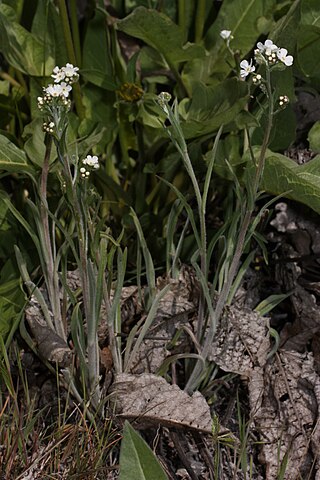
[40,136,65,339]
[178,0,186,42]
[69,0,82,67]
[185,66,275,393]
[195,0,206,43]
[57,0,85,120]
[55,140,101,406]
[166,106,208,338]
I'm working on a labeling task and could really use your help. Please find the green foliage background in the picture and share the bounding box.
[0,0,320,342]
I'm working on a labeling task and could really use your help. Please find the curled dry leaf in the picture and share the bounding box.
[110,373,213,434]
[25,296,72,368]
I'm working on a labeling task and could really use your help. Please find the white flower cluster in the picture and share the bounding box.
[240,39,293,79]
[80,155,99,178]
[52,63,79,84]
[37,63,79,111]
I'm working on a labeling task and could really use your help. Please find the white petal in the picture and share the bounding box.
[240,60,249,69]
[284,55,293,66]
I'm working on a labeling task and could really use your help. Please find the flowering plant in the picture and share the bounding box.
[11,64,123,418]
[156,33,295,393]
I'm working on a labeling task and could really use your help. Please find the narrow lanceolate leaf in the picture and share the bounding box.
[0,135,34,174]
[119,421,168,480]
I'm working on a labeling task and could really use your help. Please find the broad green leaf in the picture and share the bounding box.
[297,0,320,78]
[253,151,320,214]
[23,118,56,167]
[297,25,320,78]
[182,0,275,89]
[205,0,276,51]
[31,0,67,67]
[119,421,168,480]
[0,4,54,76]
[82,84,117,141]
[251,104,296,152]
[300,0,320,26]
[117,7,205,66]
[308,121,320,153]
[80,69,117,90]
[82,1,116,90]
[0,135,34,174]
[181,78,249,138]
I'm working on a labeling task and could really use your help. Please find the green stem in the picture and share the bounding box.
[69,0,82,66]
[195,0,206,43]
[57,0,85,120]
[167,108,207,338]
[178,0,186,42]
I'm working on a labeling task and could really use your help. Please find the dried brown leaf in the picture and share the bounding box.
[110,373,212,433]
[128,267,199,374]
[252,350,320,479]
[208,305,270,377]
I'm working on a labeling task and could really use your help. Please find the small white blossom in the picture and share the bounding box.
[220,30,232,40]
[240,59,255,78]
[51,66,66,83]
[63,63,79,78]
[45,83,63,97]
[257,39,278,56]
[277,48,293,66]
[82,155,99,169]
[60,82,72,98]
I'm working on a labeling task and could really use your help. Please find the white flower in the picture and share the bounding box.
[60,82,72,98]
[277,48,293,66]
[220,30,232,40]
[257,39,278,56]
[51,66,66,83]
[45,84,63,97]
[82,155,99,169]
[63,63,79,78]
[240,59,255,78]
